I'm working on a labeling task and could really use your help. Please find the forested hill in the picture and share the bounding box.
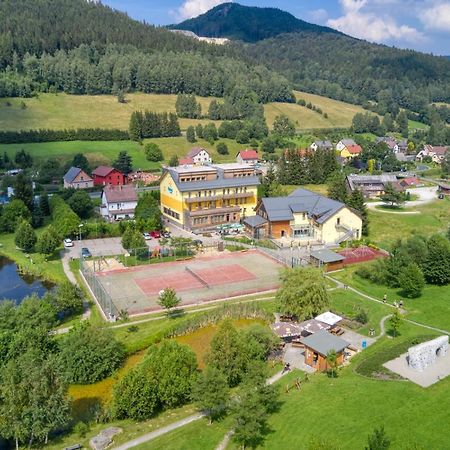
[172,2,340,42]
[0,0,294,103]
[0,0,214,63]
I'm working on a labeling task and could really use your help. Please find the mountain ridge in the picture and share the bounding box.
[172,2,341,43]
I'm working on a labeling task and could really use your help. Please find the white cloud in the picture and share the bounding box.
[327,0,424,43]
[307,8,329,23]
[176,0,231,20]
[421,3,450,32]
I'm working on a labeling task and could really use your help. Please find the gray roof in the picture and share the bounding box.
[261,188,345,224]
[64,167,83,183]
[166,167,260,192]
[313,140,333,148]
[310,249,345,264]
[340,139,356,146]
[244,215,267,227]
[346,174,397,191]
[300,330,349,356]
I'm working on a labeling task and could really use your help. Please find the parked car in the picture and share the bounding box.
[143,232,152,240]
[63,238,74,248]
[150,230,161,239]
[162,231,171,238]
[193,239,203,247]
[81,247,92,258]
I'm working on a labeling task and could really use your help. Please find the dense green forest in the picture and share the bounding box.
[172,2,339,42]
[0,0,293,103]
[174,3,450,122]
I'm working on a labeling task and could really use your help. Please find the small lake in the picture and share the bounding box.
[0,255,54,304]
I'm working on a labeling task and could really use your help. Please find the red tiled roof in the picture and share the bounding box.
[432,146,448,156]
[92,166,116,177]
[401,177,420,186]
[346,144,362,155]
[103,185,137,203]
[238,149,259,160]
[179,157,194,165]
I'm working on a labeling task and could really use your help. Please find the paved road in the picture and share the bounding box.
[366,186,438,210]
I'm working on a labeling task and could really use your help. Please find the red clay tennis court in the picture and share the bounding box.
[338,246,388,265]
[94,250,284,315]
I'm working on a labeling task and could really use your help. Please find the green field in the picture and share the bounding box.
[368,198,450,250]
[0,136,243,170]
[0,90,368,133]
[0,93,217,131]
[264,90,366,130]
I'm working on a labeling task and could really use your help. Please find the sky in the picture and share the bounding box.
[101,0,450,54]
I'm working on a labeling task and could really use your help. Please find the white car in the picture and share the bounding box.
[143,232,152,240]
[63,238,74,248]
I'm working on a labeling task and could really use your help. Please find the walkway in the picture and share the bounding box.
[112,370,289,450]
[366,186,437,212]
[326,275,450,336]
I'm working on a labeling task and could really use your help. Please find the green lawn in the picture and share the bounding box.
[0,93,218,132]
[408,119,429,130]
[331,265,450,332]
[0,231,66,283]
[137,322,450,450]
[0,136,242,171]
[368,198,450,250]
[329,289,392,336]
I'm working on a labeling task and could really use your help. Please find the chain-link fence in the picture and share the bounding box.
[80,256,119,320]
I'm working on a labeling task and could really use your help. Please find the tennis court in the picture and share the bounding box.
[94,250,284,315]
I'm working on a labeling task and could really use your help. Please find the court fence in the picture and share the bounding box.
[80,256,119,320]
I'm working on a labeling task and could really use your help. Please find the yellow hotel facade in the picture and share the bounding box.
[160,163,260,231]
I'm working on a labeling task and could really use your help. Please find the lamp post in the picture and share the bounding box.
[78,223,84,241]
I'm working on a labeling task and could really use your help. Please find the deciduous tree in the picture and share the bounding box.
[157,288,181,314]
[14,219,36,252]
[398,263,425,298]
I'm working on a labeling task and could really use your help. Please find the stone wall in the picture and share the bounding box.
[408,336,449,372]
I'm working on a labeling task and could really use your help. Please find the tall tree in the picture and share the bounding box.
[380,183,404,208]
[157,288,181,315]
[272,114,295,138]
[422,234,450,285]
[327,171,348,203]
[347,188,369,236]
[276,268,329,320]
[113,151,133,174]
[71,153,90,173]
[396,111,409,138]
[186,125,196,143]
[14,220,36,252]
[398,263,425,298]
[36,225,60,256]
[13,172,33,210]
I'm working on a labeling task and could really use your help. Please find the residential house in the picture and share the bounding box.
[244,188,362,244]
[438,183,450,196]
[376,137,399,153]
[340,144,362,159]
[310,249,346,272]
[63,167,93,189]
[416,145,448,164]
[336,139,356,152]
[236,149,259,165]
[346,174,403,198]
[310,140,333,151]
[395,152,416,163]
[160,163,259,231]
[92,166,127,186]
[399,177,423,188]
[100,185,138,221]
[184,147,212,165]
[300,330,349,372]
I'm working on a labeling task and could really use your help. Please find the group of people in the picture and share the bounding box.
[383,294,403,308]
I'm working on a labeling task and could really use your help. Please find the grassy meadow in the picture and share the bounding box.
[0,90,368,133]
[0,136,243,170]
[367,198,450,250]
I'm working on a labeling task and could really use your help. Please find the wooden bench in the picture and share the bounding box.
[64,445,82,450]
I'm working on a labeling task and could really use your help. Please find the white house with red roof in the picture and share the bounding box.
[236,149,259,165]
[416,145,448,164]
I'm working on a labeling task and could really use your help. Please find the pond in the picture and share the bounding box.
[0,255,54,304]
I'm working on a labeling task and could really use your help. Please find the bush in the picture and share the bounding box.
[59,323,125,384]
[355,309,369,324]
[145,143,164,162]
[216,142,229,155]
[398,263,425,298]
[355,259,387,284]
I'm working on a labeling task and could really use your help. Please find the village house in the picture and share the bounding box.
[179,147,212,166]
[376,137,399,153]
[92,166,127,186]
[63,167,93,189]
[336,139,356,152]
[236,149,259,165]
[244,188,362,244]
[340,144,362,159]
[346,174,403,198]
[159,163,259,231]
[416,145,448,164]
[100,185,138,221]
[310,140,333,151]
